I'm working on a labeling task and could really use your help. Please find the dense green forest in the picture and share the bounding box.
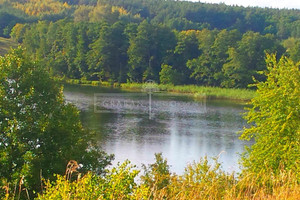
[1,0,300,88]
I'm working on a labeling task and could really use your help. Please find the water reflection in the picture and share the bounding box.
[64,84,252,174]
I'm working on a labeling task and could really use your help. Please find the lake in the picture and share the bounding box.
[64,84,252,174]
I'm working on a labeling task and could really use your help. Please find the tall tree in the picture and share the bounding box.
[74,23,89,78]
[186,29,218,85]
[87,21,128,82]
[222,32,283,88]
[0,48,113,197]
[127,20,154,82]
[128,20,175,82]
[169,30,201,84]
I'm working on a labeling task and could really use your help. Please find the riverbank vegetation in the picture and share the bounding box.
[60,78,255,101]
[120,83,256,101]
[37,155,300,200]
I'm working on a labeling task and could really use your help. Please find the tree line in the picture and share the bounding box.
[12,18,298,88]
[3,0,300,38]
[2,0,300,88]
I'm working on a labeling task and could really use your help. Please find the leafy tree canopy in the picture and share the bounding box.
[240,54,300,176]
[0,47,113,197]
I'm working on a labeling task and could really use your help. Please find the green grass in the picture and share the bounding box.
[61,78,114,87]
[60,78,255,101]
[120,83,256,101]
[0,37,18,55]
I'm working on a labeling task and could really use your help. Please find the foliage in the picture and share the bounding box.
[127,20,176,82]
[18,18,285,88]
[186,29,240,86]
[222,32,283,88]
[2,0,299,88]
[12,0,71,16]
[0,5,33,37]
[0,48,113,198]
[288,40,300,63]
[159,64,182,85]
[37,155,300,200]
[87,21,128,82]
[3,0,300,39]
[37,161,139,200]
[141,153,171,193]
[10,23,28,43]
[240,54,300,176]
[73,5,93,22]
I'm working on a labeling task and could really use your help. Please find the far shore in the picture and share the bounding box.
[60,78,256,102]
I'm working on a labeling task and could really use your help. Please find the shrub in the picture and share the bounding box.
[240,54,300,176]
[0,48,113,198]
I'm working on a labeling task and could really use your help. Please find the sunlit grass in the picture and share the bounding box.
[0,37,18,55]
[121,83,256,101]
[61,79,255,101]
[35,157,300,200]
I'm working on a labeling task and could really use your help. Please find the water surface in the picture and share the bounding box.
[64,84,252,174]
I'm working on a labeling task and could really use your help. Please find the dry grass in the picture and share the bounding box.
[135,170,300,200]
[0,37,18,56]
[35,159,300,200]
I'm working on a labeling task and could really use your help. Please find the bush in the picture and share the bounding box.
[240,54,300,176]
[37,155,300,199]
[159,64,183,85]
[37,161,139,200]
[0,48,113,198]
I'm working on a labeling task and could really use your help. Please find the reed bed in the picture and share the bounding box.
[121,83,256,101]
[58,78,255,101]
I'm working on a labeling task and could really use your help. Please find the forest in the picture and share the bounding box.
[1,0,300,88]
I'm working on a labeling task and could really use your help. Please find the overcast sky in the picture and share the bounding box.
[195,0,300,9]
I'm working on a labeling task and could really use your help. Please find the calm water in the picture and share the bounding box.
[64,84,252,174]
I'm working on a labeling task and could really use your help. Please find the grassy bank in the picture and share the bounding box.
[120,83,256,101]
[0,37,18,55]
[60,78,116,87]
[60,78,255,101]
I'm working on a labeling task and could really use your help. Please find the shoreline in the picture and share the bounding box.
[60,78,256,102]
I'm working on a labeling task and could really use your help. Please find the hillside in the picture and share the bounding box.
[0,37,18,55]
[1,0,300,38]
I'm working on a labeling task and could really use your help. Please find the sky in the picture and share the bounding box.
[195,0,300,9]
